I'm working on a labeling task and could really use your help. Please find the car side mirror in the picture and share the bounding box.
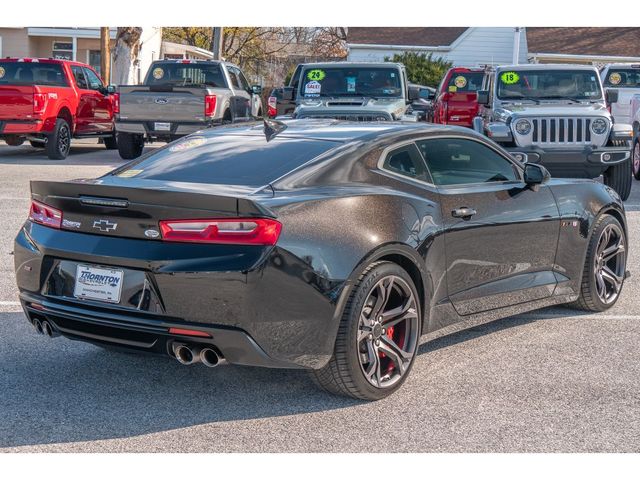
[476,90,490,106]
[408,86,420,102]
[523,163,550,185]
[251,85,263,95]
[282,87,295,101]
[605,88,619,104]
[107,84,117,94]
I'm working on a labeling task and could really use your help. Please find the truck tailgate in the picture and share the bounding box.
[118,86,211,122]
[0,85,34,120]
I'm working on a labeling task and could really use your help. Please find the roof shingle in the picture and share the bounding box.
[347,27,468,47]
[527,27,640,57]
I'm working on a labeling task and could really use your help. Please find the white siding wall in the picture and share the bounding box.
[347,27,529,66]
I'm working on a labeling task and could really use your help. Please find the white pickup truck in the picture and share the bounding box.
[601,64,640,125]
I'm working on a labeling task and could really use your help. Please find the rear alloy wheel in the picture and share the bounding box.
[311,261,421,400]
[633,138,640,180]
[603,157,632,201]
[45,118,71,160]
[572,215,627,312]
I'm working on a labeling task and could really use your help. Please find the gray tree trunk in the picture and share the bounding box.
[113,27,143,85]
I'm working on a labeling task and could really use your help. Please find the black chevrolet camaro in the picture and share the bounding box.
[14,119,629,400]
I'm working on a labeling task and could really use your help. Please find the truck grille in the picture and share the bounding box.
[530,117,597,145]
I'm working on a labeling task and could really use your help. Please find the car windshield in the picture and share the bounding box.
[299,66,402,98]
[496,69,603,101]
[0,62,68,87]
[145,63,227,88]
[603,68,640,88]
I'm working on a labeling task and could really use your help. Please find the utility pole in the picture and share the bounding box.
[100,27,111,83]
[512,27,522,65]
[211,27,223,60]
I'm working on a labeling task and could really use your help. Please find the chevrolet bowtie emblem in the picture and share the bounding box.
[93,219,118,232]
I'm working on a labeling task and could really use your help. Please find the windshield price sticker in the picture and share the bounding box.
[152,67,164,80]
[609,72,622,85]
[306,69,326,81]
[500,71,520,85]
[117,169,143,178]
[304,80,322,96]
[454,75,467,88]
[346,76,356,93]
[169,136,207,152]
[448,85,457,93]
[0,66,5,79]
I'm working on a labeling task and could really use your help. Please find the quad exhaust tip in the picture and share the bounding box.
[33,318,44,335]
[172,343,220,368]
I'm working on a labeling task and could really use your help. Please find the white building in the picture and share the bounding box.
[347,27,527,66]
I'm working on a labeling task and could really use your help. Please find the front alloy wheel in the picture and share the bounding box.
[593,222,626,305]
[311,261,421,400]
[633,139,640,180]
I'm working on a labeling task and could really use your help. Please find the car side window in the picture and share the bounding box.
[238,70,251,91]
[416,138,519,186]
[83,67,103,90]
[382,143,431,183]
[227,67,240,89]
[71,65,88,89]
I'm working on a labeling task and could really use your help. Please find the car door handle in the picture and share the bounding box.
[451,207,477,218]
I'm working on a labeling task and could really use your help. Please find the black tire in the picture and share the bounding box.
[103,134,118,150]
[571,214,627,312]
[222,110,232,125]
[29,140,45,149]
[45,118,72,160]
[117,132,144,160]
[311,261,422,400]
[633,137,640,181]
[603,157,632,201]
[5,135,24,146]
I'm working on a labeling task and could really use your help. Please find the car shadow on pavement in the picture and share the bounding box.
[0,307,591,449]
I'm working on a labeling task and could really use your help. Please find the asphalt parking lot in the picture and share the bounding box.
[0,139,639,453]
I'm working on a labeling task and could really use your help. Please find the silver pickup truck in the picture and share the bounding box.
[474,64,634,200]
[115,59,263,159]
[287,62,420,121]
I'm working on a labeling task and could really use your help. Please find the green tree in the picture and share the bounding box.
[384,52,452,88]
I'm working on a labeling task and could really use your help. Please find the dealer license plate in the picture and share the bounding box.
[154,122,171,131]
[73,264,124,303]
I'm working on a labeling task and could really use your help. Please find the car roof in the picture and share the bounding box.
[197,119,471,143]
[299,62,403,69]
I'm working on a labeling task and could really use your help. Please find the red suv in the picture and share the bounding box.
[0,58,117,159]
[432,67,487,128]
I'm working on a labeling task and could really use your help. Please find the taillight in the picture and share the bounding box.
[33,93,48,115]
[204,94,217,117]
[113,92,120,114]
[267,96,277,117]
[168,327,211,338]
[159,218,282,245]
[29,200,62,229]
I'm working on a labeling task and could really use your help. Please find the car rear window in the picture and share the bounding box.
[113,134,339,186]
[0,62,68,87]
[145,62,227,88]
[603,68,640,87]
[446,72,484,93]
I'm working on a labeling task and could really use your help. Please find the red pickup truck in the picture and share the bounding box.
[0,58,117,159]
[431,67,487,128]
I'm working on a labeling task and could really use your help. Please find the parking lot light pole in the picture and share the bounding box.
[512,27,521,65]
[212,27,223,60]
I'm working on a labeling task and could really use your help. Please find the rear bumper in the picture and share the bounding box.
[115,119,219,137]
[19,292,298,368]
[14,222,339,369]
[504,144,631,178]
[0,119,50,135]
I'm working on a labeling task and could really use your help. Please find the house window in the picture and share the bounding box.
[88,50,101,75]
[52,41,73,60]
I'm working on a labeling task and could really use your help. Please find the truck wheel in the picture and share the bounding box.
[45,118,71,160]
[5,135,24,146]
[117,133,144,160]
[29,141,45,149]
[603,158,632,201]
[103,134,118,150]
[633,138,640,181]
[222,110,232,125]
